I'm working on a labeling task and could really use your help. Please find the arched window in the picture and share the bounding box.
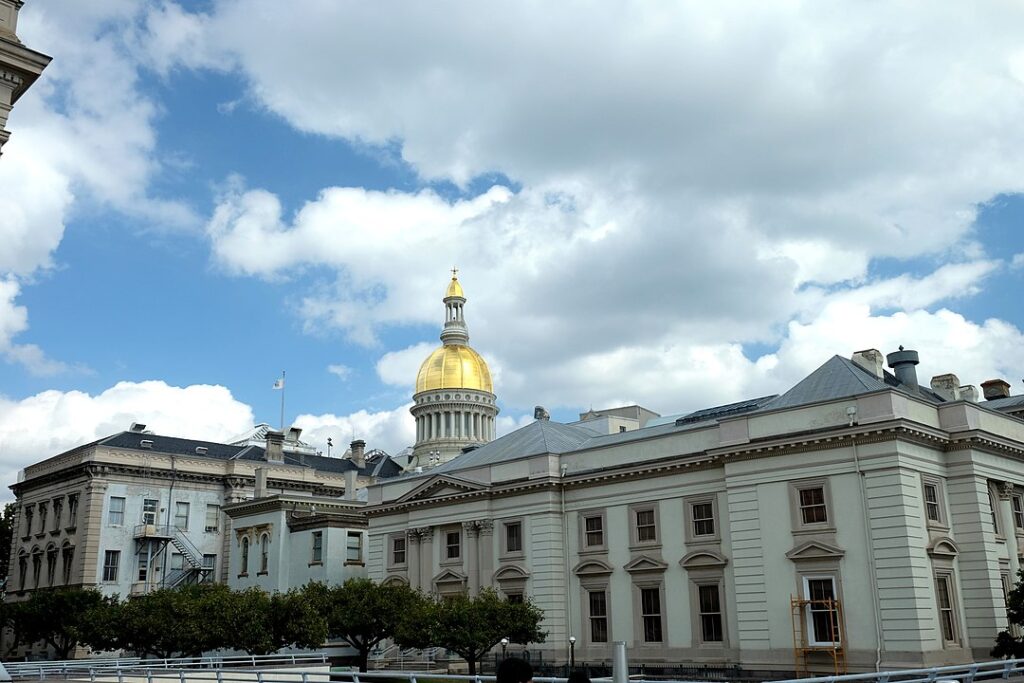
[61,541,75,584]
[240,537,250,575]
[45,544,58,585]
[31,547,42,588]
[259,534,269,574]
[18,551,28,590]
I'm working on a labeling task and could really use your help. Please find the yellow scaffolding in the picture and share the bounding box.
[791,596,847,677]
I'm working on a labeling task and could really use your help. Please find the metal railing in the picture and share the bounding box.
[3,653,328,680]
[772,659,1024,683]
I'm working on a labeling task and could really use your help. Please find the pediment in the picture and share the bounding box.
[927,537,960,559]
[432,568,467,585]
[573,559,614,577]
[680,550,729,570]
[382,575,409,587]
[785,540,845,562]
[624,555,669,574]
[494,564,531,581]
[396,475,487,504]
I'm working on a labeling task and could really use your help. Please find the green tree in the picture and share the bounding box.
[270,586,329,652]
[10,588,117,659]
[120,584,232,658]
[319,578,424,672]
[993,568,1024,658]
[0,502,15,585]
[404,589,546,675]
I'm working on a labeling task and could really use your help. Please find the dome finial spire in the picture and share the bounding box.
[451,266,458,278]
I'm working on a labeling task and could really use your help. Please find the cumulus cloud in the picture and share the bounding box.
[326,364,353,381]
[0,381,255,502]
[293,405,417,457]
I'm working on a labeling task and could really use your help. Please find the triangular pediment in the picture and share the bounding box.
[432,568,467,585]
[396,474,487,503]
[785,540,845,562]
[680,550,729,570]
[494,564,530,581]
[927,537,960,558]
[573,559,614,577]
[624,555,669,574]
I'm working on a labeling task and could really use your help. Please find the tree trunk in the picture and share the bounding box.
[467,656,477,675]
[358,648,369,672]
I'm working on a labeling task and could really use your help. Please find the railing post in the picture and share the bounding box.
[257,672,264,683]
[1003,661,1013,679]
[148,669,153,683]
[967,665,979,683]
[217,671,223,683]
[612,641,628,683]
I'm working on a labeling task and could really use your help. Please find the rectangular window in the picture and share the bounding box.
[799,487,828,525]
[446,530,461,559]
[692,502,716,537]
[346,531,363,563]
[52,498,63,532]
[137,552,149,581]
[142,498,159,525]
[68,494,79,527]
[989,488,1001,535]
[923,483,941,523]
[589,590,609,643]
[108,497,126,525]
[698,584,724,642]
[1012,493,1024,530]
[202,554,216,569]
[174,502,190,530]
[636,508,657,543]
[936,575,957,642]
[205,504,221,532]
[22,505,34,536]
[505,521,522,553]
[507,593,524,604]
[170,552,184,571]
[311,531,323,563]
[37,502,48,534]
[102,550,120,582]
[392,537,406,565]
[805,577,840,645]
[584,515,604,547]
[640,587,663,642]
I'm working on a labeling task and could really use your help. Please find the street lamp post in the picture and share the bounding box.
[501,637,509,661]
[569,636,576,669]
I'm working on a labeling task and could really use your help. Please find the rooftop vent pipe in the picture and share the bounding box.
[886,346,920,390]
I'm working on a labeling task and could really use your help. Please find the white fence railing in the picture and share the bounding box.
[3,654,328,680]
[772,659,1024,683]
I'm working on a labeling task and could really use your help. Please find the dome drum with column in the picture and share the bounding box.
[410,273,499,470]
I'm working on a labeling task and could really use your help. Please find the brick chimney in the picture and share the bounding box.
[265,430,285,463]
[929,374,960,401]
[981,379,1011,401]
[851,349,884,379]
[350,439,366,468]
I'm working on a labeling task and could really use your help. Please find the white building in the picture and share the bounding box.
[366,347,1024,675]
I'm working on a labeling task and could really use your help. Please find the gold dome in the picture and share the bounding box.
[415,344,493,394]
[446,276,464,298]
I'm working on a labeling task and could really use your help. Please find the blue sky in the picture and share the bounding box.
[1,1,1023,493]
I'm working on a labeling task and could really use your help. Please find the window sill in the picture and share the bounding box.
[34,532,46,539]
[20,535,32,542]
[344,560,366,567]
[499,551,526,562]
[64,526,77,533]
[308,561,323,567]
[237,572,248,578]
[925,522,950,533]
[440,558,462,566]
[387,564,408,572]
[628,542,662,553]
[791,526,836,536]
[686,536,721,546]
[579,546,608,556]
[257,571,268,577]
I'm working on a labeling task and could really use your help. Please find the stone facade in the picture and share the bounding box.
[367,353,1024,674]
[0,0,50,155]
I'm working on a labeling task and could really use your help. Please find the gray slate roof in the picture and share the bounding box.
[431,420,603,474]
[95,432,400,478]
[984,394,1024,411]
[759,355,944,411]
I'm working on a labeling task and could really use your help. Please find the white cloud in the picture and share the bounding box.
[326,364,353,381]
[376,343,437,387]
[1012,253,1024,269]
[0,381,255,502]
[293,405,416,457]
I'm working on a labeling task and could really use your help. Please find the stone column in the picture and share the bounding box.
[464,521,480,596]
[477,520,495,591]
[77,477,109,585]
[417,526,434,593]
[407,530,421,591]
[999,482,1021,581]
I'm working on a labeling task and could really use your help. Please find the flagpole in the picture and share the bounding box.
[280,370,286,431]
